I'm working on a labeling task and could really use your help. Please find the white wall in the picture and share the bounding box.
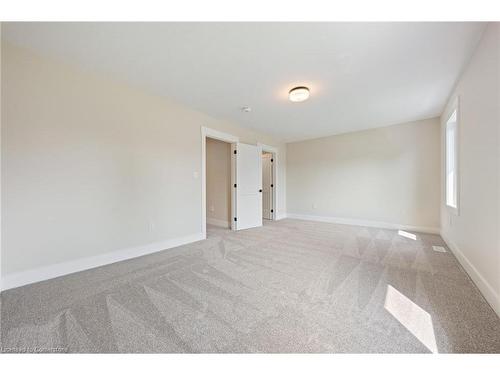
[440,23,500,316]
[286,118,441,232]
[1,43,286,287]
[206,138,231,227]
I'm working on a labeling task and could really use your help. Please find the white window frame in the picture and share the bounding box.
[445,98,460,216]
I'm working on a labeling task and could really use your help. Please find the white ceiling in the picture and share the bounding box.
[3,22,486,142]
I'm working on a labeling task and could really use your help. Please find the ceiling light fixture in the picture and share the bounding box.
[288,86,310,102]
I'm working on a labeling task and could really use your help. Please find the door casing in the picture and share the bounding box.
[201,128,279,239]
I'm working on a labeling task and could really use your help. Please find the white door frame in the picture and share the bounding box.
[201,126,239,239]
[257,143,278,221]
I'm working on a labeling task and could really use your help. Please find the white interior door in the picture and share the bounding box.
[262,153,273,219]
[234,143,262,230]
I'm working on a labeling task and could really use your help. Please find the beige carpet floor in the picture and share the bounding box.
[1,219,499,353]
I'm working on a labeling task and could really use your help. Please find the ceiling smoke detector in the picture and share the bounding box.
[288,86,310,102]
[241,106,252,112]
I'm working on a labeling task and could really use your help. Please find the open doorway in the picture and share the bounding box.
[261,150,276,221]
[206,138,232,229]
[201,127,239,238]
[202,127,272,238]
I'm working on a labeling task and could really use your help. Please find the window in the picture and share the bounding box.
[445,106,459,213]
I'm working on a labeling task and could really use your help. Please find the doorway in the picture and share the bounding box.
[262,151,274,220]
[201,127,239,238]
[206,137,232,229]
[201,127,274,238]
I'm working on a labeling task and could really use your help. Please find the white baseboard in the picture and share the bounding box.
[440,231,500,318]
[206,217,230,228]
[1,232,204,292]
[286,213,440,234]
[275,212,287,221]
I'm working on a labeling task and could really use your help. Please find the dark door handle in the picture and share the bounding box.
[259,189,262,192]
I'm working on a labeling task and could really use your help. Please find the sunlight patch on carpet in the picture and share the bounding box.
[384,284,438,353]
[398,230,417,240]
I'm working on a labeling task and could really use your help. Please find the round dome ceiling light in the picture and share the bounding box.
[288,86,310,102]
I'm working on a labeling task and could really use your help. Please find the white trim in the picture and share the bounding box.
[275,212,288,220]
[1,232,204,292]
[206,217,230,228]
[257,142,278,221]
[257,142,278,154]
[444,96,460,216]
[441,231,500,318]
[286,213,440,234]
[261,152,274,220]
[201,126,239,144]
[201,126,239,237]
[230,143,237,231]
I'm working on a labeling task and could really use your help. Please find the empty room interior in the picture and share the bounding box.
[1,22,500,354]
